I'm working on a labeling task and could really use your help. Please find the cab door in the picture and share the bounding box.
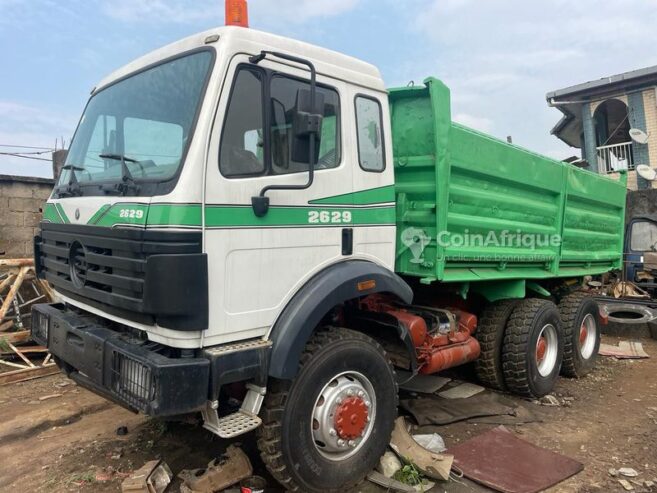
[203,55,354,344]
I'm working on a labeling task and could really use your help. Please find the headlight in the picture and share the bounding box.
[31,310,49,345]
[110,352,156,410]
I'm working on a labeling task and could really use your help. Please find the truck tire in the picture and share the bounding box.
[257,328,398,493]
[559,292,600,378]
[502,299,563,398]
[474,299,519,391]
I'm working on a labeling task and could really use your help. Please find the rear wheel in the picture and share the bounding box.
[474,299,519,391]
[559,292,600,378]
[257,328,398,493]
[502,299,564,398]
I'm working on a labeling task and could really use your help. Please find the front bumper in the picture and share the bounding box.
[32,303,210,416]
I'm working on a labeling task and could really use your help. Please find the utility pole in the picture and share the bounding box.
[52,149,67,181]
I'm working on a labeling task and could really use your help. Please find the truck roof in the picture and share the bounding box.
[94,26,385,93]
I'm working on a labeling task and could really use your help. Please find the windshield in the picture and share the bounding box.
[59,50,213,191]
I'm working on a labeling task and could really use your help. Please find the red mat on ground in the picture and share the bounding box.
[448,426,583,493]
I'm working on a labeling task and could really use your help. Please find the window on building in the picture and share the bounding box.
[355,96,385,172]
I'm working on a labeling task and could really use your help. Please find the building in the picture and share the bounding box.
[0,174,54,258]
[547,65,657,190]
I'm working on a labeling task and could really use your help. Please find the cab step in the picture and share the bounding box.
[208,411,262,439]
[201,384,266,438]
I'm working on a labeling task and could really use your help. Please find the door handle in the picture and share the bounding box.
[342,228,353,256]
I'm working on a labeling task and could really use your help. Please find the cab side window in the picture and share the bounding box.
[220,68,265,177]
[270,75,340,174]
[355,96,385,172]
[220,66,340,177]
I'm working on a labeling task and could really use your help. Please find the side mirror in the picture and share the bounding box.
[248,51,322,218]
[291,88,324,164]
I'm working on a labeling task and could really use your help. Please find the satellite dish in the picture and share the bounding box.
[630,128,649,145]
[636,164,657,181]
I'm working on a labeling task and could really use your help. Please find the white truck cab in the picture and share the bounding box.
[33,24,406,493]
[41,27,396,348]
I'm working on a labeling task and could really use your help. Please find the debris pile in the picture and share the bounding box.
[599,341,650,359]
[121,460,172,493]
[177,445,253,493]
[0,258,57,385]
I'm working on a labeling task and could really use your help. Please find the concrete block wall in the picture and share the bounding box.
[627,188,657,219]
[608,170,639,191]
[0,175,54,258]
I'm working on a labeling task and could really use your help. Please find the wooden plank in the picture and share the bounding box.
[0,259,34,268]
[0,321,14,332]
[8,342,35,367]
[0,330,30,344]
[36,278,56,302]
[0,364,58,385]
[0,267,28,321]
[0,274,16,294]
[0,359,29,369]
[0,346,46,355]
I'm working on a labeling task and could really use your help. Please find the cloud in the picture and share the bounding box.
[453,113,493,133]
[101,0,212,23]
[0,101,76,178]
[408,0,657,156]
[100,0,361,25]
[256,0,361,23]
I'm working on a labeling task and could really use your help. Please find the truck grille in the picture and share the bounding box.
[37,223,202,319]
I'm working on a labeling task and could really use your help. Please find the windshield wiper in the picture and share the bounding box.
[99,153,139,164]
[56,164,86,197]
[99,153,140,195]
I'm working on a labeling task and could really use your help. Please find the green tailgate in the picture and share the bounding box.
[390,78,626,284]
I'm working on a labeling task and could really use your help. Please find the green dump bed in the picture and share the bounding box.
[390,78,627,284]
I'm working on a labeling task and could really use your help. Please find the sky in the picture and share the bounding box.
[1,0,657,178]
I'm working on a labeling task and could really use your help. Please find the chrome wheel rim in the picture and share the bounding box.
[311,371,376,461]
[579,314,597,360]
[536,324,559,377]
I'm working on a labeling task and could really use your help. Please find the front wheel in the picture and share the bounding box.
[257,328,398,493]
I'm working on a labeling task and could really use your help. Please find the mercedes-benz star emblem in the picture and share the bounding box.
[68,240,88,289]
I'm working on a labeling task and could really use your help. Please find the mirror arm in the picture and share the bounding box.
[249,51,318,217]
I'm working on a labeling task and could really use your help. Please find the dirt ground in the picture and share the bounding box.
[1,335,655,493]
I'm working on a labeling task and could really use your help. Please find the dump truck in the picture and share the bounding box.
[31,5,627,491]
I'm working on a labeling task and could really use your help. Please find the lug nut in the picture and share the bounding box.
[347,389,354,396]
[348,440,356,447]
[336,397,343,404]
[337,439,346,447]
[358,390,365,398]
[365,400,371,408]
[329,428,337,437]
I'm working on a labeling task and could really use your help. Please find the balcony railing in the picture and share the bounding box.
[597,142,634,174]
